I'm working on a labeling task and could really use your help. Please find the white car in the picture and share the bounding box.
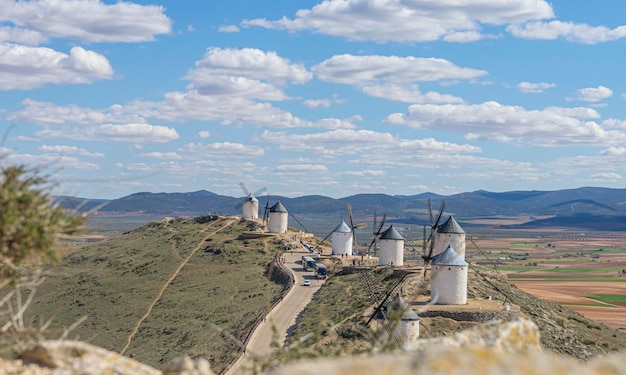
[303,279,311,286]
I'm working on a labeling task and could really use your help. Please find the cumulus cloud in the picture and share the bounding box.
[35,123,179,143]
[39,144,104,157]
[312,54,483,102]
[362,84,465,104]
[0,25,46,45]
[179,142,265,158]
[304,99,331,109]
[1,0,172,43]
[313,54,486,84]
[257,129,480,158]
[574,85,613,102]
[0,44,113,90]
[184,47,312,100]
[218,25,240,33]
[9,99,146,124]
[242,0,554,43]
[591,172,622,181]
[518,81,556,93]
[508,21,626,44]
[125,90,355,129]
[385,101,626,146]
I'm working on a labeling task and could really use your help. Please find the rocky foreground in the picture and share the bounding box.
[3,318,626,375]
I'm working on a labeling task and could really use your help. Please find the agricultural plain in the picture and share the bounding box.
[466,228,626,332]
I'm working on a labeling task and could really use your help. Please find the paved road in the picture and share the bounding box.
[226,251,324,374]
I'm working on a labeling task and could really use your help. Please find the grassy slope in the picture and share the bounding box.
[25,216,286,373]
[276,267,626,367]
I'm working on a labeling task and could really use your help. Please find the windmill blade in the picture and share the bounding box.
[253,186,268,197]
[376,214,386,235]
[428,199,434,226]
[347,203,358,253]
[372,210,377,236]
[288,210,310,233]
[239,182,251,197]
[313,230,334,253]
[262,194,270,224]
[433,200,446,229]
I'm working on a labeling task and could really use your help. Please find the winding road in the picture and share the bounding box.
[225,250,325,375]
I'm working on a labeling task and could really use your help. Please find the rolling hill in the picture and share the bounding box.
[58,187,626,235]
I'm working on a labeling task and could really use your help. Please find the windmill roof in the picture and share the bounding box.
[437,216,465,234]
[333,220,352,233]
[269,201,287,213]
[245,196,258,203]
[432,245,468,266]
[377,295,419,321]
[379,225,405,240]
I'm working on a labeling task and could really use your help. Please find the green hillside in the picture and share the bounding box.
[25,215,288,373]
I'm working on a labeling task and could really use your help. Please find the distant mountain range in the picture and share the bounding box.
[56,187,626,232]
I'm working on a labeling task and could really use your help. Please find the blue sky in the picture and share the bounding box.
[2,0,626,200]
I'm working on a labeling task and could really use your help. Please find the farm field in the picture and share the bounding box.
[467,230,626,332]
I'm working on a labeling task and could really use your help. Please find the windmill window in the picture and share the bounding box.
[448,267,451,270]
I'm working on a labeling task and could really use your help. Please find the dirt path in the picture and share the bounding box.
[120,218,236,355]
[226,251,323,375]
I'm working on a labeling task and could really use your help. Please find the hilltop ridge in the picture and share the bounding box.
[58,186,626,234]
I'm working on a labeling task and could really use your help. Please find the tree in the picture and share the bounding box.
[0,165,84,279]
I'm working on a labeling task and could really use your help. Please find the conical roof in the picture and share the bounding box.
[437,215,465,234]
[332,220,352,233]
[388,295,420,321]
[432,245,468,266]
[269,201,287,213]
[379,225,405,240]
[245,196,258,203]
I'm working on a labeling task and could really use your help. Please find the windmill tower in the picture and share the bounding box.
[430,245,468,305]
[268,201,288,233]
[239,182,267,220]
[331,220,353,256]
[434,215,466,259]
[376,295,420,350]
[378,225,405,266]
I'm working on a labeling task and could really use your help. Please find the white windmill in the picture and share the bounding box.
[239,182,267,220]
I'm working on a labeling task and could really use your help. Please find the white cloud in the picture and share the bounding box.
[601,147,626,156]
[218,25,240,33]
[9,99,146,124]
[257,129,480,158]
[179,142,265,158]
[313,54,486,85]
[508,21,626,44]
[125,90,354,129]
[184,47,312,100]
[590,172,622,181]
[362,84,465,104]
[276,164,328,172]
[312,54,484,102]
[39,145,104,157]
[0,25,46,45]
[575,85,613,102]
[0,148,99,170]
[385,101,626,146]
[198,131,210,138]
[0,44,113,90]
[35,123,179,143]
[242,0,554,43]
[304,99,331,109]
[518,81,556,93]
[1,0,172,43]
[139,152,182,160]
